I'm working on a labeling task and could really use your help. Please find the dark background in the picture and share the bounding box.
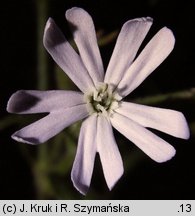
[0,0,195,199]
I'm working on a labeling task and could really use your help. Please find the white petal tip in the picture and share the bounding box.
[155,146,176,163]
[126,17,153,25]
[162,26,175,48]
[71,176,88,196]
[66,7,80,15]
[180,114,190,140]
[65,7,85,22]
[45,18,53,30]
[7,91,21,113]
[136,17,153,22]
[43,18,56,47]
[122,17,153,34]
[107,167,124,191]
[184,130,190,140]
[65,7,90,27]
[6,96,14,113]
[7,90,30,113]
[44,18,54,40]
[11,134,38,145]
[12,134,28,144]
[175,112,190,140]
[181,125,190,140]
[145,17,153,22]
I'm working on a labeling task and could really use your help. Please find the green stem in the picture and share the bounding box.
[98,30,118,47]
[36,0,49,90]
[35,0,50,199]
[132,88,195,105]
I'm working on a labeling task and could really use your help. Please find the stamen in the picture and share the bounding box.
[85,83,122,116]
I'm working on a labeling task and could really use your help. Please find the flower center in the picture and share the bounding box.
[85,83,122,116]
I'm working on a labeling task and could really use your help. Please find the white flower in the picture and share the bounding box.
[7,7,189,195]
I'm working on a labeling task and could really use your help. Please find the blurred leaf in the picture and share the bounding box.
[0,115,22,130]
[33,161,56,199]
[36,0,49,90]
[132,88,195,105]
[98,30,119,47]
[189,122,195,136]
[55,65,78,90]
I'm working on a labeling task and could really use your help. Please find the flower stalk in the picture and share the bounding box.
[36,0,49,90]
[35,0,50,199]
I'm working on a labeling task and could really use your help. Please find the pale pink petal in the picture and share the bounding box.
[104,17,153,87]
[71,115,97,195]
[43,18,94,93]
[12,104,88,144]
[118,27,175,97]
[97,115,124,190]
[111,113,176,163]
[7,90,84,114]
[66,7,104,84]
[116,102,190,139]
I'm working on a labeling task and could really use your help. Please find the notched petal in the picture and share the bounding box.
[66,7,104,84]
[7,90,41,114]
[11,105,89,145]
[104,16,153,86]
[111,113,177,163]
[7,90,85,114]
[43,17,95,93]
[116,102,190,140]
[118,26,175,97]
[71,115,97,195]
[11,134,40,145]
[43,18,65,48]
